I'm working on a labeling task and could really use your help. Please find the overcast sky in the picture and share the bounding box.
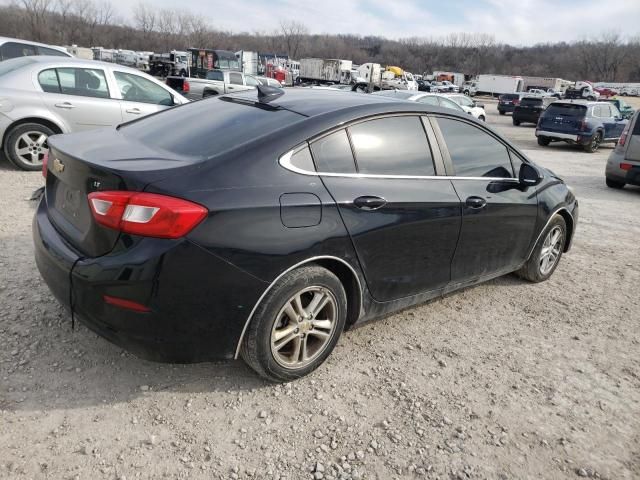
[102,0,640,45]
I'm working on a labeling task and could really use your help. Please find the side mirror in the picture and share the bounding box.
[519,163,542,186]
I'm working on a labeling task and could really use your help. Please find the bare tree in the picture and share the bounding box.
[279,20,308,59]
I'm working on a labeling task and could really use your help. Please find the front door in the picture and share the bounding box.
[37,66,122,131]
[113,70,174,123]
[432,116,538,283]
[312,116,461,302]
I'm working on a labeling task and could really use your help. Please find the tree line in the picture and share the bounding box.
[1,0,639,82]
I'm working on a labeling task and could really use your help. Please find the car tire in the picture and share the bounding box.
[517,215,567,283]
[241,265,347,382]
[584,131,602,153]
[499,111,506,116]
[537,136,550,146]
[605,177,625,189]
[203,90,217,98]
[478,115,485,122]
[513,119,521,126]
[3,122,55,171]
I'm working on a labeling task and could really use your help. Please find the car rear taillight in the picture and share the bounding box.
[103,295,151,313]
[42,150,49,178]
[513,99,520,105]
[620,163,633,171]
[618,124,630,147]
[579,119,588,131]
[88,191,207,239]
[183,80,190,93]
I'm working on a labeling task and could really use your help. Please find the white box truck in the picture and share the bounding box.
[236,50,258,76]
[299,58,353,84]
[476,75,524,95]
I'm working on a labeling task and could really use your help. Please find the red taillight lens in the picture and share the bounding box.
[620,163,633,171]
[619,132,628,147]
[88,191,207,239]
[103,295,151,313]
[513,99,520,105]
[183,80,190,93]
[42,151,49,178]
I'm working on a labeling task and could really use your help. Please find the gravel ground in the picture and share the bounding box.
[1,99,639,480]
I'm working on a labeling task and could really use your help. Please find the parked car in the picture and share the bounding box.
[594,87,618,98]
[512,96,556,126]
[462,81,478,97]
[416,79,431,92]
[598,97,635,119]
[536,100,627,153]
[0,56,188,170]
[166,69,258,100]
[442,93,486,121]
[605,111,640,189]
[372,90,465,113]
[497,93,527,115]
[0,36,71,61]
[33,87,578,382]
[619,86,639,97]
[440,80,459,93]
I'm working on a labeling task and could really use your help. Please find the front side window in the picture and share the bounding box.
[56,67,110,98]
[437,117,514,178]
[348,116,435,176]
[310,130,356,174]
[438,97,463,111]
[38,46,69,57]
[114,71,172,105]
[229,72,243,85]
[0,42,36,60]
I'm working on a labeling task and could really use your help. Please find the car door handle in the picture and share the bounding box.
[354,196,387,210]
[465,196,487,209]
[125,108,141,114]
[54,102,75,109]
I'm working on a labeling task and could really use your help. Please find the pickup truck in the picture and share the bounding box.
[166,70,261,100]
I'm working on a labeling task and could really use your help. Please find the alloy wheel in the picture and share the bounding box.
[590,132,602,152]
[539,226,563,275]
[270,286,338,369]
[14,131,48,166]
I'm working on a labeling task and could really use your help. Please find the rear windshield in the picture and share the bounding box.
[545,104,587,117]
[500,94,519,100]
[520,97,543,106]
[119,96,304,159]
[0,56,36,77]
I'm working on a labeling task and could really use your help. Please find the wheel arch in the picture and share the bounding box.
[233,255,364,359]
[1,117,64,150]
[556,208,574,253]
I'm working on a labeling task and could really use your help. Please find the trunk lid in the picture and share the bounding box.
[45,128,196,257]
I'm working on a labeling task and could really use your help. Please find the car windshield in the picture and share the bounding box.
[521,97,543,106]
[0,56,36,77]
[119,96,304,159]
[545,104,587,116]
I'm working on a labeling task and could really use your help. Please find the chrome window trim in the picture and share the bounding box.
[233,255,364,359]
[279,150,520,182]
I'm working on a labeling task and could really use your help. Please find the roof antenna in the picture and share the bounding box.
[257,85,284,103]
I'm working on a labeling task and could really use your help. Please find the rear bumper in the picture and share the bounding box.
[605,150,640,185]
[513,110,541,123]
[498,104,516,113]
[33,199,269,363]
[535,130,592,145]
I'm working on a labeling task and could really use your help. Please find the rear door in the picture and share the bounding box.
[626,113,640,162]
[37,66,123,130]
[431,115,538,283]
[313,115,461,302]
[113,70,174,122]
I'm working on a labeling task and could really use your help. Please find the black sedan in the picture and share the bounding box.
[33,87,578,382]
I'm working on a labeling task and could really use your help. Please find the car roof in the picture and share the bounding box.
[0,55,152,73]
[222,88,467,121]
[0,36,70,55]
[552,99,595,106]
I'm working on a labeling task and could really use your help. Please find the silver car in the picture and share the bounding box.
[0,56,188,170]
[605,110,640,189]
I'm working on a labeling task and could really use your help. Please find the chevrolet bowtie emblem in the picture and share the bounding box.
[53,158,65,173]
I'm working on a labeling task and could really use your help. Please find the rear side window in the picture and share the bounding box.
[120,97,304,159]
[437,117,513,178]
[0,42,36,60]
[545,104,586,117]
[311,130,356,174]
[206,70,224,81]
[417,95,440,106]
[348,116,435,176]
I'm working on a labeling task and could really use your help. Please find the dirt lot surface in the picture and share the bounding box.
[1,99,639,480]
